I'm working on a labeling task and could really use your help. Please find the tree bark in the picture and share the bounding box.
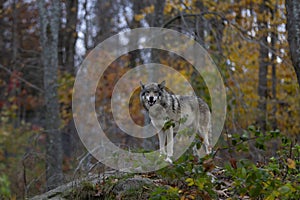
[152,0,166,27]
[64,0,78,73]
[194,0,205,47]
[38,0,63,191]
[286,0,300,87]
[257,2,269,132]
[270,7,277,130]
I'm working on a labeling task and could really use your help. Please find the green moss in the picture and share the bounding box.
[114,185,155,200]
[66,181,98,200]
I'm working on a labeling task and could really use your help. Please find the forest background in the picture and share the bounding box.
[0,0,299,199]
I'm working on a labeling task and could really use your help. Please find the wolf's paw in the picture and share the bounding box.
[206,146,213,155]
[165,157,173,164]
[159,150,167,157]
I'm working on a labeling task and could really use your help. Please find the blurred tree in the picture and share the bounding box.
[59,0,78,74]
[286,0,300,87]
[0,0,299,197]
[257,1,269,132]
[152,0,166,27]
[38,0,63,190]
[270,5,278,130]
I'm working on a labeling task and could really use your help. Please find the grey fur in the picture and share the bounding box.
[140,81,212,163]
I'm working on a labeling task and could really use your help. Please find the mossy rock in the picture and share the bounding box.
[110,177,155,199]
[29,173,156,200]
[66,181,98,200]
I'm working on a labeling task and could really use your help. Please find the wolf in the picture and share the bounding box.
[140,80,212,163]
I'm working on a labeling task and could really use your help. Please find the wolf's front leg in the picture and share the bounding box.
[203,135,212,154]
[195,133,212,158]
[165,126,174,163]
[158,131,166,156]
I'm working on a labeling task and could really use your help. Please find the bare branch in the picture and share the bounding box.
[0,64,44,93]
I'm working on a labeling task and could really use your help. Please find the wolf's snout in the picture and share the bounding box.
[148,96,156,106]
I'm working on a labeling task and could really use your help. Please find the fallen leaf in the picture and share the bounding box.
[287,158,296,169]
[203,158,215,172]
[230,158,237,169]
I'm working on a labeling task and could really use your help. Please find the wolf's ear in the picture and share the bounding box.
[140,81,145,89]
[158,80,166,89]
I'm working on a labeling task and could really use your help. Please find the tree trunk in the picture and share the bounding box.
[257,3,269,132]
[38,0,63,191]
[11,0,20,127]
[64,0,78,73]
[286,0,300,87]
[270,7,277,130]
[194,0,205,47]
[152,0,166,27]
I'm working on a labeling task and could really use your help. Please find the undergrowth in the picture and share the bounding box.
[147,127,300,200]
[28,127,300,200]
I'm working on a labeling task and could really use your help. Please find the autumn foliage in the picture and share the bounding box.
[0,0,299,199]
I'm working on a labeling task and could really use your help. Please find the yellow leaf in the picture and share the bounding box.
[287,158,296,169]
[185,178,194,186]
[164,4,172,13]
[187,195,195,200]
[134,14,145,21]
[143,5,154,14]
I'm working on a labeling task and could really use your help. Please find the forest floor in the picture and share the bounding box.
[30,148,300,200]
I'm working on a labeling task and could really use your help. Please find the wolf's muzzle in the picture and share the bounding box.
[148,96,156,106]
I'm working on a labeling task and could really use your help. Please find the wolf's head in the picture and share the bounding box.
[140,80,166,109]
